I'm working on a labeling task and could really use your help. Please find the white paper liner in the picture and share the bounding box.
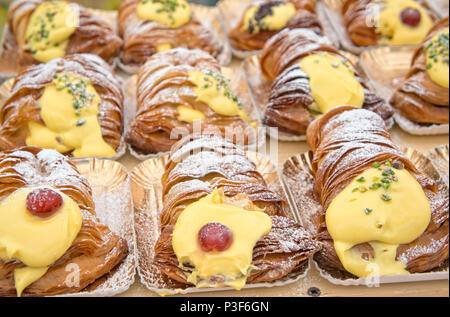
[242,52,393,141]
[124,65,266,160]
[312,260,449,286]
[359,46,448,136]
[394,113,449,136]
[130,151,312,295]
[359,46,416,101]
[281,147,449,286]
[117,3,232,74]
[0,77,128,160]
[217,0,339,60]
[58,158,136,297]
[0,9,119,78]
[320,0,438,55]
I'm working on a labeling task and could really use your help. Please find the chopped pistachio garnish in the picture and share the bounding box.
[370,183,382,190]
[354,160,399,202]
[26,1,65,55]
[392,161,404,170]
[201,69,243,109]
[424,31,449,69]
[331,62,340,68]
[365,208,373,215]
[53,73,97,116]
[382,183,391,190]
[142,0,188,26]
[76,118,86,127]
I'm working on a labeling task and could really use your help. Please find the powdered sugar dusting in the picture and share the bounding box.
[2,148,87,189]
[171,151,256,180]
[398,236,448,264]
[282,154,322,235]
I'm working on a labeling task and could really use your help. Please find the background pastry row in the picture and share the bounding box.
[0,0,448,160]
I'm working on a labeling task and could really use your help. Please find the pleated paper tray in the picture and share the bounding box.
[130,151,311,295]
[359,46,449,136]
[59,158,137,297]
[428,144,449,187]
[424,0,450,19]
[281,146,449,286]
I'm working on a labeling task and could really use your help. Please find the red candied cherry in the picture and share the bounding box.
[26,188,63,218]
[198,222,234,252]
[400,8,421,27]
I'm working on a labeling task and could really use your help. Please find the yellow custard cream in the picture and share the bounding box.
[157,43,173,52]
[26,72,116,158]
[326,161,431,277]
[25,1,79,63]
[243,2,296,34]
[0,187,82,296]
[425,28,449,88]
[376,0,433,45]
[177,105,206,123]
[137,0,191,28]
[187,69,254,126]
[300,53,365,114]
[172,189,272,290]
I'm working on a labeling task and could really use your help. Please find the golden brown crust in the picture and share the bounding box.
[260,28,335,81]
[125,48,254,155]
[118,0,223,68]
[7,0,122,66]
[306,106,449,278]
[153,133,320,287]
[0,54,124,154]
[259,28,393,136]
[390,17,449,125]
[228,0,322,52]
[0,146,128,297]
[341,0,379,47]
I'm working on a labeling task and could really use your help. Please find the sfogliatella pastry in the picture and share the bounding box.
[259,28,393,136]
[0,146,128,297]
[153,133,319,290]
[228,0,322,52]
[306,106,448,279]
[0,53,124,158]
[126,48,256,155]
[342,0,437,47]
[391,17,449,126]
[118,0,224,70]
[7,0,122,66]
